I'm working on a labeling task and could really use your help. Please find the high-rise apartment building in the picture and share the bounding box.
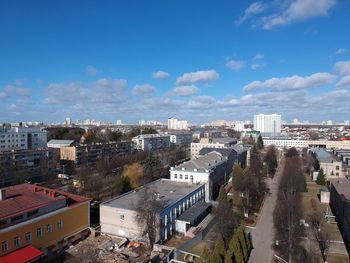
[254,114,282,136]
[167,118,188,130]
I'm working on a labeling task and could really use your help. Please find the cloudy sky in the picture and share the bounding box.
[0,0,350,124]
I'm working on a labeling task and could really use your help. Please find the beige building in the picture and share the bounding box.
[263,138,350,150]
[310,148,344,179]
[190,137,236,158]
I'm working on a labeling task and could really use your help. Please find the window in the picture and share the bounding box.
[25,232,32,242]
[336,166,340,170]
[180,174,183,179]
[185,175,188,180]
[119,214,125,221]
[14,236,20,248]
[57,220,63,229]
[47,224,52,233]
[174,174,177,179]
[37,227,42,238]
[190,175,193,182]
[11,215,24,222]
[1,241,8,253]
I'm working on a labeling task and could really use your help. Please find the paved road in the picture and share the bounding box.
[248,159,284,263]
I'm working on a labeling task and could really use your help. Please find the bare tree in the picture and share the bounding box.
[65,241,102,263]
[136,187,166,248]
[273,155,304,263]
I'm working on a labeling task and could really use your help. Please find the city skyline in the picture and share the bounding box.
[1,1,350,123]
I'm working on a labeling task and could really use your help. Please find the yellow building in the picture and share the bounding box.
[0,184,90,261]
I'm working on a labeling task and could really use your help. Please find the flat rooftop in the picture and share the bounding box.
[310,148,341,163]
[176,202,211,224]
[330,178,350,200]
[101,179,203,211]
[0,184,90,220]
[172,151,227,172]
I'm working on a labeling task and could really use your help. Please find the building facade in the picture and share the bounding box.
[167,118,188,130]
[329,178,350,252]
[254,114,282,137]
[132,134,171,151]
[190,137,237,158]
[263,138,350,150]
[309,148,344,179]
[0,184,90,259]
[60,141,133,166]
[167,132,193,145]
[170,151,233,201]
[0,127,47,152]
[0,148,57,187]
[100,179,205,243]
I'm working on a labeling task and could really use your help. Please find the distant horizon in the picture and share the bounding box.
[1,1,349,123]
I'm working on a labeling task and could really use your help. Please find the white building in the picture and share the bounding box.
[132,134,171,151]
[254,114,282,137]
[0,127,47,152]
[65,117,71,126]
[165,132,193,145]
[263,138,350,150]
[100,179,206,243]
[167,118,188,130]
[170,151,232,201]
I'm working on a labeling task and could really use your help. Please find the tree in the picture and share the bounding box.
[123,162,143,188]
[257,135,264,150]
[316,168,326,185]
[263,145,278,177]
[285,147,299,158]
[232,165,244,192]
[65,241,102,263]
[209,252,222,263]
[215,200,237,245]
[143,154,162,183]
[218,185,227,202]
[229,234,244,263]
[236,226,248,260]
[136,187,166,248]
[273,155,304,262]
[200,246,211,263]
[214,234,226,259]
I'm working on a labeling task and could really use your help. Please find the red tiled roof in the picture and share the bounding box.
[0,184,90,221]
[0,245,43,263]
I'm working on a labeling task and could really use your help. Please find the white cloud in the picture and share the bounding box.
[4,85,31,97]
[152,70,169,79]
[244,72,336,91]
[132,84,156,96]
[15,79,23,86]
[334,61,350,76]
[336,75,350,89]
[261,0,336,30]
[226,60,246,70]
[173,85,199,96]
[236,2,265,24]
[253,53,265,60]
[0,92,6,99]
[176,70,219,85]
[251,63,265,70]
[45,78,127,104]
[335,48,348,55]
[86,65,99,76]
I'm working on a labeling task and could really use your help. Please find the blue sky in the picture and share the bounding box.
[0,0,350,124]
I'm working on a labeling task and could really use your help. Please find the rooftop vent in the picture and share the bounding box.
[0,189,6,200]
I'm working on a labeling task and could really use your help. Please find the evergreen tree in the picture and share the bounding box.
[214,234,226,259]
[233,235,244,263]
[200,246,211,263]
[316,168,326,185]
[224,247,234,263]
[257,134,264,150]
[209,252,223,263]
[218,185,227,202]
[236,226,248,260]
[232,164,244,192]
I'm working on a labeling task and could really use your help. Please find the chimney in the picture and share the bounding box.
[0,189,6,200]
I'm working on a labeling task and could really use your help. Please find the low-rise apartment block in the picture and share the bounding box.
[132,134,171,151]
[0,148,56,187]
[0,127,47,152]
[100,179,205,243]
[0,184,90,260]
[170,151,233,201]
[60,141,133,166]
[167,132,193,145]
